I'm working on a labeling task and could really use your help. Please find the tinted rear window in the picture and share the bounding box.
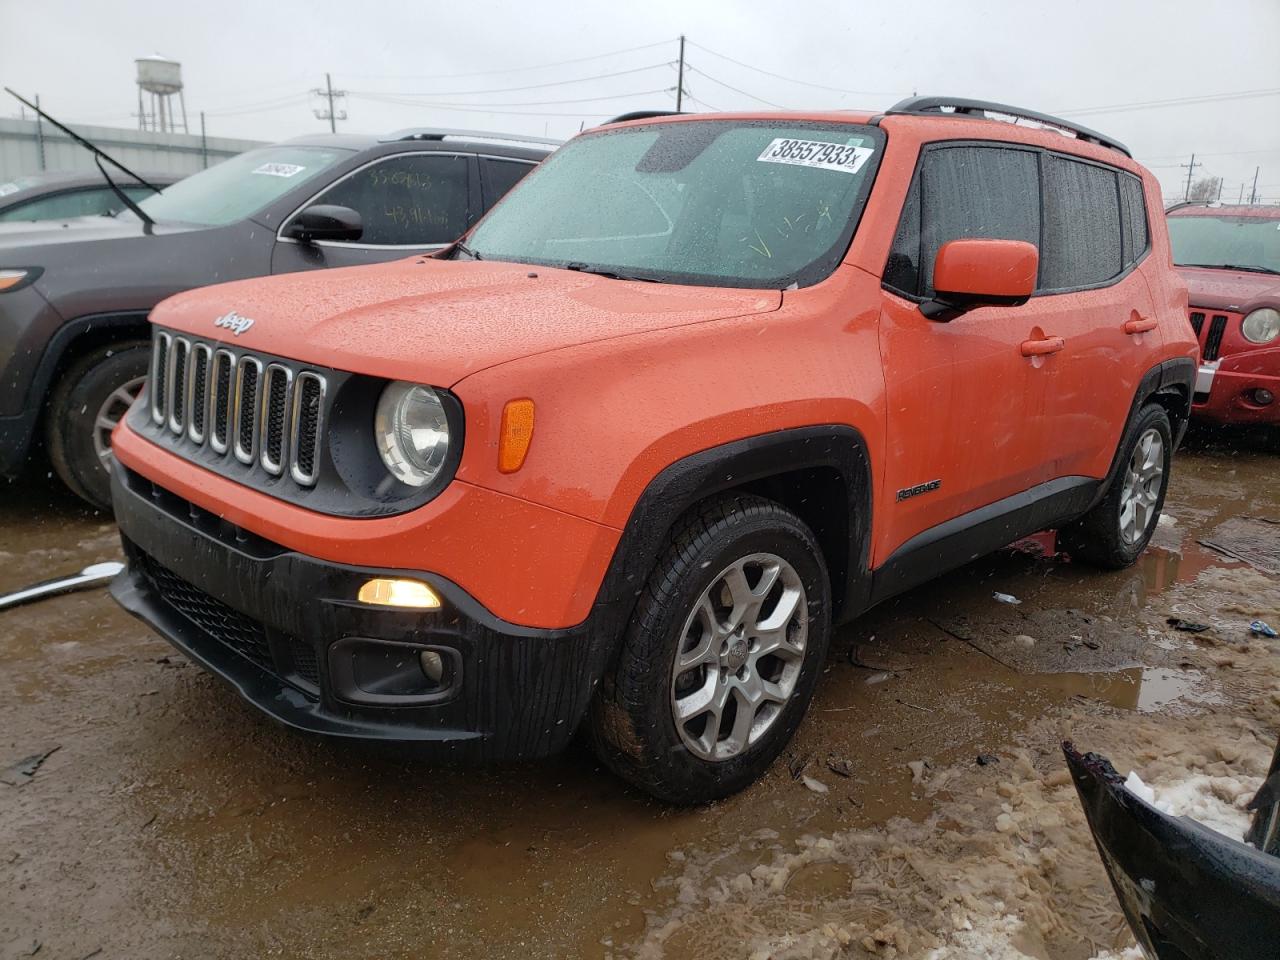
[1040,156,1122,290]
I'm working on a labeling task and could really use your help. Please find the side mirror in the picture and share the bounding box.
[284,204,363,244]
[922,238,1039,321]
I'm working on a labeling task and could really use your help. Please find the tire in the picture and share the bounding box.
[1059,403,1172,570]
[588,493,832,805]
[45,342,149,511]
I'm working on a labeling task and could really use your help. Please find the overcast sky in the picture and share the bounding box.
[3,0,1278,200]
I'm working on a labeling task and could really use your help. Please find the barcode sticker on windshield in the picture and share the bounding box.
[252,163,306,178]
[757,139,873,174]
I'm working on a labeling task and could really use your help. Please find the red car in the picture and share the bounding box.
[1167,203,1280,430]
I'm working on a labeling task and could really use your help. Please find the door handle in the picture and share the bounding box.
[1020,336,1065,358]
[1124,316,1158,335]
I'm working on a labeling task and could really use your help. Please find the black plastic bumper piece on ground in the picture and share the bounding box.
[109,464,608,761]
[1063,741,1280,959]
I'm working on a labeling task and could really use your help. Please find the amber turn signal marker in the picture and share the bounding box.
[498,399,535,473]
[356,578,442,609]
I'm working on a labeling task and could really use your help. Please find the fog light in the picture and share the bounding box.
[356,577,441,609]
[1254,388,1275,406]
[420,650,445,683]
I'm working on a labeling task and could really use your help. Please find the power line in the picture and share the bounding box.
[686,67,788,109]
[349,63,671,99]
[1056,87,1280,117]
[352,87,673,109]
[204,93,312,117]
[346,93,617,119]
[687,40,903,98]
[342,39,675,82]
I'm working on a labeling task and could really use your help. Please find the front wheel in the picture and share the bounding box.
[588,494,831,804]
[45,343,149,511]
[1060,404,1172,569]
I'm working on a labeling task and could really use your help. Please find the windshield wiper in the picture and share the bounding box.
[563,262,658,283]
[5,87,160,226]
[452,240,482,261]
[1180,262,1280,276]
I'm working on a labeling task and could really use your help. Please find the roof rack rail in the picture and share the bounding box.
[600,110,688,126]
[379,127,562,147]
[885,96,1131,157]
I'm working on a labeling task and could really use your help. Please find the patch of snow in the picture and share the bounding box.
[1123,770,1256,842]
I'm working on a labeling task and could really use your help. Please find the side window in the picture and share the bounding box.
[480,159,535,210]
[1119,173,1149,266]
[1040,156,1122,290]
[307,154,471,245]
[0,188,117,222]
[885,146,1040,298]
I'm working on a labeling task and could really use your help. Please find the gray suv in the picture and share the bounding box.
[0,127,555,508]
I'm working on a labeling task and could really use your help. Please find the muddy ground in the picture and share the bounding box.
[1,434,1277,960]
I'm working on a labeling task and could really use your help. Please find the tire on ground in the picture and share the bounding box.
[45,342,150,511]
[1059,402,1173,570]
[588,493,832,805]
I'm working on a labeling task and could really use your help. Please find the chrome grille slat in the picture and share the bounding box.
[259,364,293,476]
[166,338,190,435]
[150,332,171,425]
[147,333,327,491]
[210,349,236,454]
[186,343,212,444]
[233,357,263,465]
[289,373,325,487]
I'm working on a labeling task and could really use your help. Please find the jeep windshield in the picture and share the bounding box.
[464,120,884,288]
[1168,214,1280,275]
[130,145,351,227]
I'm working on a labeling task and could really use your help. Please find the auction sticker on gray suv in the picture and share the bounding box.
[757,138,874,174]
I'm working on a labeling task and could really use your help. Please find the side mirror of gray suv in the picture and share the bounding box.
[285,204,363,244]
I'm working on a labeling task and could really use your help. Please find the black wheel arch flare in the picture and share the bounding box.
[588,425,875,664]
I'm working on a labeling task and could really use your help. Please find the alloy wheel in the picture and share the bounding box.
[93,375,146,468]
[1119,427,1164,544]
[670,552,808,761]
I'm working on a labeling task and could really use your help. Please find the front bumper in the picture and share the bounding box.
[1192,347,1280,426]
[1064,742,1280,960]
[109,463,610,759]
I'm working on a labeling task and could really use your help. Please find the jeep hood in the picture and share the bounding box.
[1177,265,1280,314]
[152,258,782,385]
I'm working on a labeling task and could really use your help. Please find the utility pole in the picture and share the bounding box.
[312,73,346,133]
[1181,153,1200,201]
[1239,183,1245,204]
[676,35,686,112]
[1216,177,1223,202]
[200,111,208,169]
[1250,166,1260,204]
[34,93,46,171]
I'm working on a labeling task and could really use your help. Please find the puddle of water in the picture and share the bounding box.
[1030,665,1208,714]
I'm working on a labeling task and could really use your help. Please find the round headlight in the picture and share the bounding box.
[1242,308,1280,345]
[374,382,450,487]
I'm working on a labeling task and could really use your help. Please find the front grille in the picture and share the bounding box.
[138,551,273,672]
[1203,314,1228,362]
[147,331,326,488]
[1189,311,1205,337]
[289,638,321,686]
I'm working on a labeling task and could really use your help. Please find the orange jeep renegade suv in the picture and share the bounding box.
[109,98,1197,803]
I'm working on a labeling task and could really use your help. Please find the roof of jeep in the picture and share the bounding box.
[595,108,1146,175]
[1166,203,1280,219]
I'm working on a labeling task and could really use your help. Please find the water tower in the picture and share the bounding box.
[136,55,188,133]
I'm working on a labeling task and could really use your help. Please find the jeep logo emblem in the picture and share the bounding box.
[213,310,255,336]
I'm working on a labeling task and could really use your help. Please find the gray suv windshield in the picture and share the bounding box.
[466,120,883,288]
[137,145,351,227]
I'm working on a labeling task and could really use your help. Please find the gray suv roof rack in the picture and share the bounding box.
[885,96,1131,158]
[379,127,562,147]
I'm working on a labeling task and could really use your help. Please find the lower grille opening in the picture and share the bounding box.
[135,550,317,695]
